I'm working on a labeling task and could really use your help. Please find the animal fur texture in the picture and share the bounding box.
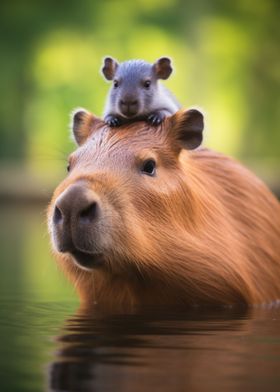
[48,109,280,310]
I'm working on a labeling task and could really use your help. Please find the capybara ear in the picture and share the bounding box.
[153,57,173,80]
[101,57,119,80]
[71,108,101,146]
[170,109,204,150]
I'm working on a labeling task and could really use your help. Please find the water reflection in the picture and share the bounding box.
[1,205,280,391]
[48,306,280,391]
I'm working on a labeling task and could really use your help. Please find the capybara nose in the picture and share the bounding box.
[54,184,99,226]
[54,200,97,225]
[52,184,99,252]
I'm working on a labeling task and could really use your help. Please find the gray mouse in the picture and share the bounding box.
[101,57,180,127]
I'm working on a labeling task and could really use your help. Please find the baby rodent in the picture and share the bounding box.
[101,57,180,127]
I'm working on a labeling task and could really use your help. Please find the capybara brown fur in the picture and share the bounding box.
[48,108,280,310]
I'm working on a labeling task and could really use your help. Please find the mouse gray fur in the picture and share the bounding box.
[101,57,180,127]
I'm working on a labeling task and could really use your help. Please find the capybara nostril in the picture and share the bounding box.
[51,184,101,254]
[79,202,98,223]
[53,205,63,225]
[53,184,100,229]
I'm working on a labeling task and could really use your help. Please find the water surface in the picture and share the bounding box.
[1,205,280,391]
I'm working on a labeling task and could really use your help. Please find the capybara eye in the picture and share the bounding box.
[113,80,119,88]
[143,80,151,88]
[141,159,156,176]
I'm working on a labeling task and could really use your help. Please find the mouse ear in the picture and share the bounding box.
[153,57,173,80]
[101,57,119,80]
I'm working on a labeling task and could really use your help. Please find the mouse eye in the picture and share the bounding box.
[143,80,151,89]
[113,80,119,88]
[66,163,71,172]
[141,159,156,176]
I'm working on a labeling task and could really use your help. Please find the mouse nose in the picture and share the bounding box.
[119,97,139,117]
[120,99,138,106]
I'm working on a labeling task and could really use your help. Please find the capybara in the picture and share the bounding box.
[48,108,280,309]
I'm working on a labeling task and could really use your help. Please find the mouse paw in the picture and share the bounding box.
[147,112,165,126]
[105,115,121,127]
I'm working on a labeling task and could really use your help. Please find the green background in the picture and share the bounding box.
[1,0,279,187]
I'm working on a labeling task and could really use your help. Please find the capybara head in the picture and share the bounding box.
[48,109,280,309]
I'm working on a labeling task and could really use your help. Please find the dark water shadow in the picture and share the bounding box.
[47,305,280,392]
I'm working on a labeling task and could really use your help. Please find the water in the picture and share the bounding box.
[1,205,280,391]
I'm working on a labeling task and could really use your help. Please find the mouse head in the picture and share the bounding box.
[101,57,173,118]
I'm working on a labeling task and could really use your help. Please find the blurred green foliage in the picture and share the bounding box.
[0,0,279,176]
[0,205,77,301]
